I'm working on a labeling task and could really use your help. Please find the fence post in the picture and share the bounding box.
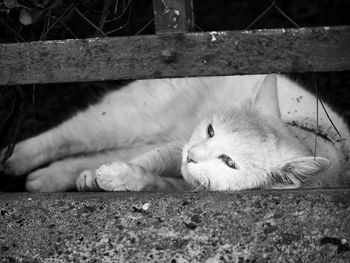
[153,0,194,33]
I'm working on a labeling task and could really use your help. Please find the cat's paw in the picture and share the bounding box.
[94,161,151,191]
[76,170,101,192]
[25,166,78,192]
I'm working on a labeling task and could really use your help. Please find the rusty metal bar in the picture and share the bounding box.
[0,26,349,86]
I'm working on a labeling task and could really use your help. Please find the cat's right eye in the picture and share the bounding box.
[207,124,214,138]
[219,154,237,169]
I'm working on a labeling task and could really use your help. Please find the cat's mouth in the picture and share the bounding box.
[181,144,206,188]
[181,154,210,190]
[186,155,198,164]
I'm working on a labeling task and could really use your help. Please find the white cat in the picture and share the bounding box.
[1,74,349,192]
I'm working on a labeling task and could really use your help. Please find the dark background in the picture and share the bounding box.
[0,0,349,191]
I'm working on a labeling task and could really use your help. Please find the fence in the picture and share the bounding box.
[0,0,349,262]
[1,1,349,84]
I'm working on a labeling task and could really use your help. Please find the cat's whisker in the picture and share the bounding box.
[169,144,183,150]
[190,184,204,192]
[187,174,209,192]
[168,142,184,149]
[166,141,184,149]
[199,175,210,190]
[163,144,183,154]
[160,133,185,147]
[166,149,183,153]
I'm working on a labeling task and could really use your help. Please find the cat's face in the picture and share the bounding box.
[181,75,330,191]
[181,108,281,190]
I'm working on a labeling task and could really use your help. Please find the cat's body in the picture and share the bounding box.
[2,75,350,191]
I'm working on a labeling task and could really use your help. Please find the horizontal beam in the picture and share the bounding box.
[0,26,349,85]
[0,189,349,262]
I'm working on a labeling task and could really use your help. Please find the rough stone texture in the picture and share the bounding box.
[0,189,349,262]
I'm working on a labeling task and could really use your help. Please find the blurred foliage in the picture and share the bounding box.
[1,0,350,43]
[0,0,154,42]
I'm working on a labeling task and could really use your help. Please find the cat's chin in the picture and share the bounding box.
[181,163,209,190]
[180,163,193,185]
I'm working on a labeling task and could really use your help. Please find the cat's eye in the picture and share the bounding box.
[207,124,214,138]
[219,154,237,169]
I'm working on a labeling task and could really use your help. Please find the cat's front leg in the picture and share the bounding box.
[77,143,191,191]
[77,161,168,191]
[77,163,189,192]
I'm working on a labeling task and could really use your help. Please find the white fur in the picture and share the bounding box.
[181,75,349,190]
[2,75,350,191]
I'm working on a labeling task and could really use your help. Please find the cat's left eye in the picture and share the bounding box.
[219,154,237,169]
[207,124,214,138]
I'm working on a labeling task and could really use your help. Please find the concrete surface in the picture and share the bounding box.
[0,189,349,262]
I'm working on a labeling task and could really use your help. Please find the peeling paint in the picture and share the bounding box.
[161,0,169,13]
[209,31,227,42]
[209,31,218,41]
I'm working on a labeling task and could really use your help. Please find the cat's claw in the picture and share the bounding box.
[76,170,101,192]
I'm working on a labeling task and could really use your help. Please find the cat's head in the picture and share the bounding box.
[181,75,330,191]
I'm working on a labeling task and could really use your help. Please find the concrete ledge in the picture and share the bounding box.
[0,189,349,262]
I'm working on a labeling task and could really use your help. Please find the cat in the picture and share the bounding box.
[1,74,349,192]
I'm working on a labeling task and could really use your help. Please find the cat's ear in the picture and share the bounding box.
[254,74,281,119]
[270,156,330,189]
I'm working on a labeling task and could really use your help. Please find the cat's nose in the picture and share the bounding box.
[187,149,198,163]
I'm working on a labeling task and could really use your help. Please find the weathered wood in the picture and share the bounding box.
[153,0,194,33]
[0,26,349,86]
[0,189,349,262]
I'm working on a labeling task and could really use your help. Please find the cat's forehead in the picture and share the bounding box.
[211,108,269,134]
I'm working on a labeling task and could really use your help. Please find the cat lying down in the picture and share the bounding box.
[1,74,350,192]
